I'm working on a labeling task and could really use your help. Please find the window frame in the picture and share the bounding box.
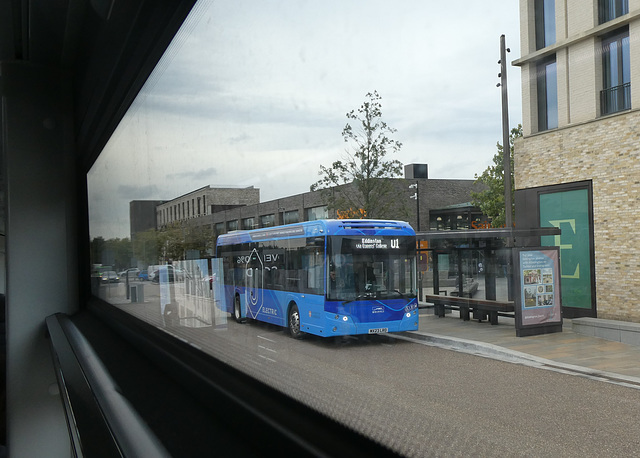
[71,1,397,455]
[305,205,329,221]
[283,209,300,224]
[534,0,556,50]
[600,28,631,115]
[536,56,558,132]
[599,0,628,24]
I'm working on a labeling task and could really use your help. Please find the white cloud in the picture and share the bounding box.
[89,0,522,239]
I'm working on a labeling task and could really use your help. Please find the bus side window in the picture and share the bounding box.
[303,250,322,295]
[286,247,301,293]
[222,255,234,287]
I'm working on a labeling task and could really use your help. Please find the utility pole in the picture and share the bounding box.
[409,181,422,300]
[409,182,420,231]
[498,34,514,302]
[498,34,512,234]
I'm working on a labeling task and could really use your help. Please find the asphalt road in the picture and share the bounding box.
[111,283,640,457]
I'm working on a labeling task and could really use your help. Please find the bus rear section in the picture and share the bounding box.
[216,220,419,338]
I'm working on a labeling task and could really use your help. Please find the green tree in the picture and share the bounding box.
[132,229,159,267]
[106,237,133,271]
[157,223,186,262]
[90,236,106,266]
[471,124,522,227]
[156,222,214,262]
[311,91,406,219]
[183,223,215,257]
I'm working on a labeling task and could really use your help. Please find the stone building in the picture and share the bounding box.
[513,0,640,321]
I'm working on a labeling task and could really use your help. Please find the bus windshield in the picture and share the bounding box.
[328,235,416,302]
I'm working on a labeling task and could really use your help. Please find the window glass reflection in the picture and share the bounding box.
[87,1,521,453]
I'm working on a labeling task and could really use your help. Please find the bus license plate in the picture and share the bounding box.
[368,327,388,334]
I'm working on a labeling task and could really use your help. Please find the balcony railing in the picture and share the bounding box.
[600,83,631,116]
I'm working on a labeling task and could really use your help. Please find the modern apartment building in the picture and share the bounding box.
[156,185,260,228]
[513,0,640,321]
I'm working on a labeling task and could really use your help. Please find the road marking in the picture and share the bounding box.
[257,335,276,343]
[258,354,277,363]
[258,345,277,354]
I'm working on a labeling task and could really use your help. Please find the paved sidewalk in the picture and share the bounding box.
[397,307,640,388]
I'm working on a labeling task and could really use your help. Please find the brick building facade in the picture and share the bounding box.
[513,0,640,321]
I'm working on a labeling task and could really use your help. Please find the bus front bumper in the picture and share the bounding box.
[324,309,419,336]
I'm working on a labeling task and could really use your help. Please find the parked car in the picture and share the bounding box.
[151,266,175,283]
[101,271,120,283]
[138,269,149,281]
[119,268,140,281]
[147,265,161,282]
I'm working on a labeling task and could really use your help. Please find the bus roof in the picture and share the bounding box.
[216,219,415,246]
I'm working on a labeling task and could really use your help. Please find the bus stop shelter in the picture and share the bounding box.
[416,227,561,335]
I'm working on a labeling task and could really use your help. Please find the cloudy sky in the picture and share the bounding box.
[88,0,522,239]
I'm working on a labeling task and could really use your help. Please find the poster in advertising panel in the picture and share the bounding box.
[515,247,562,335]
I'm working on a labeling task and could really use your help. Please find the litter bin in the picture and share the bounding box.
[130,284,144,303]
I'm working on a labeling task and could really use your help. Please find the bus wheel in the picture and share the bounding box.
[288,303,302,339]
[233,295,245,323]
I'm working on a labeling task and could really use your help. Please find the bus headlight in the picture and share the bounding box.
[404,302,417,313]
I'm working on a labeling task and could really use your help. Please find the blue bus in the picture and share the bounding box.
[216,219,418,338]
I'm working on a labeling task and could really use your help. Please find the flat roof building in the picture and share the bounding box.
[130,164,487,263]
[156,185,259,228]
[185,165,483,238]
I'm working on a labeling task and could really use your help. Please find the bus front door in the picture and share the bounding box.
[245,248,264,318]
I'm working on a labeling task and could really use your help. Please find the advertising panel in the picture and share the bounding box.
[514,247,563,336]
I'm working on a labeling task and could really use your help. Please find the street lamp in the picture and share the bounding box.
[497,34,513,237]
[409,182,420,231]
[409,182,423,300]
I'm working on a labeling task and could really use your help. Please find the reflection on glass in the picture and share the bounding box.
[87,1,521,454]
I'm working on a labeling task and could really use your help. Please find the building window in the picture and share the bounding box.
[305,206,328,221]
[260,214,275,227]
[601,29,630,115]
[227,220,238,232]
[537,57,558,131]
[284,210,299,224]
[242,217,255,230]
[599,0,628,24]
[215,222,225,235]
[535,0,555,50]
